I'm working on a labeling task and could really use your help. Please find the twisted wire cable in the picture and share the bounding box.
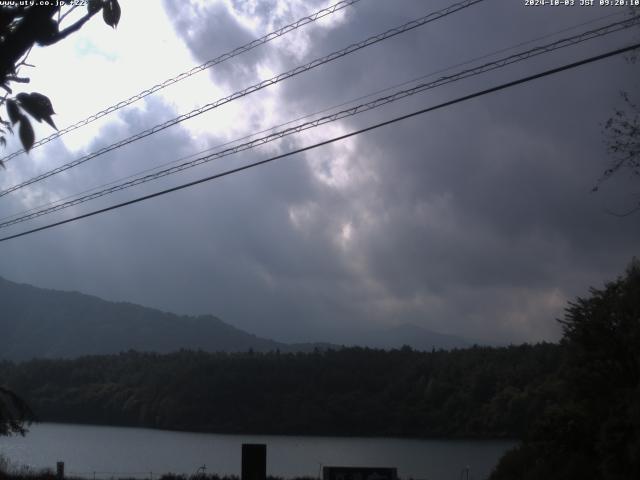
[0,0,363,164]
[0,0,485,198]
[2,14,636,230]
[1,41,638,243]
[3,7,620,225]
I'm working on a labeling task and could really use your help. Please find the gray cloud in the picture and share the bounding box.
[1,0,639,345]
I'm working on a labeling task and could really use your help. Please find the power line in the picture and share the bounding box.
[2,8,625,225]
[0,0,364,164]
[1,41,637,244]
[0,0,485,198]
[1,15,637,229]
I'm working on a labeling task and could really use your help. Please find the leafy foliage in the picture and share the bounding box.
[490,259,640,480]
[594,8,640,213]
[0,0,121,166]
[0,470,307,480]
[596,92,640,205]
[102,0,121,29]
[0,343,562,439]
[0,386,32,436]
[0,0,121,436]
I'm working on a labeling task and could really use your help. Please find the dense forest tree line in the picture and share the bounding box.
[0,343,563,439]
[2,261,638,478]
[490,259,640,480]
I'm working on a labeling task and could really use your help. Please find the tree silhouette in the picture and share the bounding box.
[594,7,640,214]
[490,259,640,480]
[0,0,121,436]
[0,0,121,166]
[595,90,640,215]
[0,386,32,436]
[557,258,640,478]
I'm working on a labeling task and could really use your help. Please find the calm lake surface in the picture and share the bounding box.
[0,423,514,480]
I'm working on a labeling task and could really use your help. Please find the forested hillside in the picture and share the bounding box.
[0,344,562,438]
[490,260,640,479]
[0,277,465,359]
[0,277,286,360]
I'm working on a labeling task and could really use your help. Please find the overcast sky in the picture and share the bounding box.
[0,0,638,345]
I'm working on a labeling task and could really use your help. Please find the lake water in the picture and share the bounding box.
[0,423,514,480]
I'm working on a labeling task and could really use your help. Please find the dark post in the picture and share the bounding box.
[56,462,64,480]
[241,444,266,480]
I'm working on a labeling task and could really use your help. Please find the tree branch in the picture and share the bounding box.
[58,5,79,25]
[604,203,640,217]
[39,8,100,46]
[0,6,57,82]
[5,75,28,83]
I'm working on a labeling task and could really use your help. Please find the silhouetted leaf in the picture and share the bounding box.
[103,0,121,28]
[34,17,59,46]
[6,99,21,124]
[16,92,56,129]
[88,0,103,15]
[18,117,35,152]
[42,115,57,130]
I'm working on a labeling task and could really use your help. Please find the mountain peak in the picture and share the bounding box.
[363,323,469,350]
[0,277,286,361]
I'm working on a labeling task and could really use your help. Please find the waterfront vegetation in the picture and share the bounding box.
[0,343,561,439]
[1,260,639,479]
[0,466,314,480]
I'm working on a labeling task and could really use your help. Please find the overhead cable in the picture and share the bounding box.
[0,0,485,198]
[1,15,637,229]
[1,41,637,244]
[8,7,622,224]
[0,0,364,164]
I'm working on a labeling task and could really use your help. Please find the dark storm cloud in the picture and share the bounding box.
[1,0,638,345]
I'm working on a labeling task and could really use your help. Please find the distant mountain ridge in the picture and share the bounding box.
[0,277,468,361]
[0,276,289,361]
[357,323,469,351]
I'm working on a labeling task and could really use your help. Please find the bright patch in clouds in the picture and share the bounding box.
[337,221,353,249]
[20,1,220,154]
[304,124,358,188]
